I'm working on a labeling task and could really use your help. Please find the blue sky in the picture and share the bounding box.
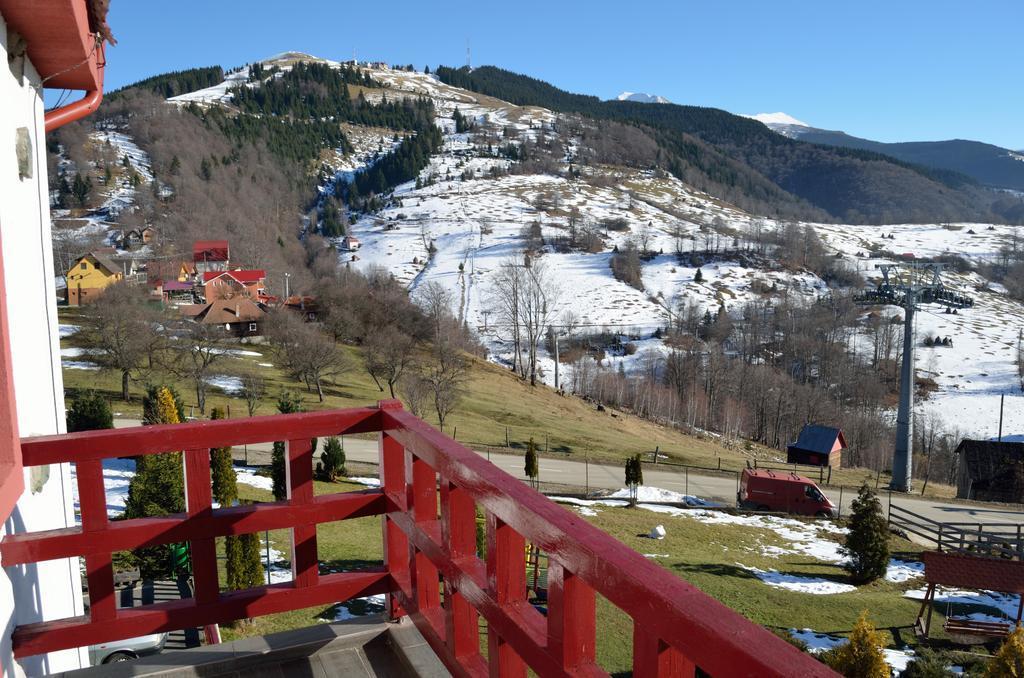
[104,1,1022,149]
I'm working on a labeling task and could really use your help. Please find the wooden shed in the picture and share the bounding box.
[786,425,845,468]
[955,439,1024,502]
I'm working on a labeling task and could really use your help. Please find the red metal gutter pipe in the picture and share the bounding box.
[44,43,105,133]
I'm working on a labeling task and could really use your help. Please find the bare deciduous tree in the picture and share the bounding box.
[173,322,222,415]
[84,283,158,401]
[364,327,416,398]
[239,369,266,417]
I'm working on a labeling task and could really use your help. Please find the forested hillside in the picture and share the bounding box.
[49,58,444,295]
[436,66,1023,224]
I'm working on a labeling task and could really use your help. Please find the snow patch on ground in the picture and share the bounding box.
[204,375,243,394]
[59,324,80,338]
[885,559,925,583]
[318,594,386,622]
[740,565,856,594]
[607,485,710,505]
[62,360,100,370]
[236,466,274,492]
[346,477,381,488]
[644,507,849,563]
[261,540,291,584]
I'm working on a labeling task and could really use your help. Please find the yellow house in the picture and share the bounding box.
[66,249,123,306]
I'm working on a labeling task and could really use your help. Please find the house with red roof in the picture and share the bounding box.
[192,239,230,273]
[202,269,267,303]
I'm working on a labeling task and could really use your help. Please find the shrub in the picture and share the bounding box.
[319,436,346,481]
[624,455,643,506]
[66,391,113,432]
[987,625,1024,677]
[524,438,539,489]
[818,612,888,678]
[901,647,956,677]
[843,484,890,583]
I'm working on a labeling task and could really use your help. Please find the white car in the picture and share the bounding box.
[89,632,167,665]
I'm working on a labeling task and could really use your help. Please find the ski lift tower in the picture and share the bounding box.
[856,262,974,492]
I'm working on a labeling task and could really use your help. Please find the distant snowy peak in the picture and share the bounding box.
[743,112,810,128]
[1010,151,1024,163]
[617,91,671,104]
[741,112,813,138]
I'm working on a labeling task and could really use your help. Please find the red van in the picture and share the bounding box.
[738,468,835,518]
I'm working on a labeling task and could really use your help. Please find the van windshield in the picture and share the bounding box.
[804,485,825,503]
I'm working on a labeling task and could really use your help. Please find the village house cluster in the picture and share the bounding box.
[63,238,317,338]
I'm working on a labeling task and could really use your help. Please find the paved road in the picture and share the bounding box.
[114,419,1024,529]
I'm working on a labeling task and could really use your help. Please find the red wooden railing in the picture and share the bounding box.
[0,401,834,677]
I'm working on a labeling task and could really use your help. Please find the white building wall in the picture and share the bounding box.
[0,12,88,677]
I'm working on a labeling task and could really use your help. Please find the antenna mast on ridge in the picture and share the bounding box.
[466,39,471,70]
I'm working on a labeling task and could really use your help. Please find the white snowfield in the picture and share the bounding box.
[740,112,811,128]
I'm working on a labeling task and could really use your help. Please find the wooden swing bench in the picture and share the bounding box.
[913,550,1024,644]
[942,617,1014,639]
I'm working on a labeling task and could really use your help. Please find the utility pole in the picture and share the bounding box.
[284,272,291,300]
[999,393,1005,443]
[857,262,974,493]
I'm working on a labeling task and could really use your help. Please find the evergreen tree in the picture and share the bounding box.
[124,387,185,578]
[318,436,346,481]
[624,454,644,506]
[694,268,703,283]
[169,155,181,175]
[819,611,888,678]
[66,391,113,432]
[225,501,265,593]
[843,484,890,583]
[524,437,539,489]
[143,384,186,424]
[71,172,92,207]
[209,408,237,506]
[200,157,212,181]
[271,392,303,500]
[57,175,71,208]
[987,626,1024,677]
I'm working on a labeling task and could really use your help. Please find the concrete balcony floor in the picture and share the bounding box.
[56,616,451,678]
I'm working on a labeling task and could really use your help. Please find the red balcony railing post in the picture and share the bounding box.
[183,449,218,601]
[183,448,221,645]
[379,400,410,618]
[486,514,527,678]
[633,623,695,678]
[547,559,596,671]
[412,455,442,630]
[440,477,480,661]
[76,459,115,622]
[286,437,318,587]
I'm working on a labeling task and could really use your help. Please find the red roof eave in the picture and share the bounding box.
[0,0,103,91]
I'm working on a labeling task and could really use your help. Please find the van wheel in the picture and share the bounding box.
[756,505,770,511]
[104,652,136,663]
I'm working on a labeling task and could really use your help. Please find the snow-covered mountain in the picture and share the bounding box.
[740,112,811,138]
[616,91,670,104]
[114,54,1024,439]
